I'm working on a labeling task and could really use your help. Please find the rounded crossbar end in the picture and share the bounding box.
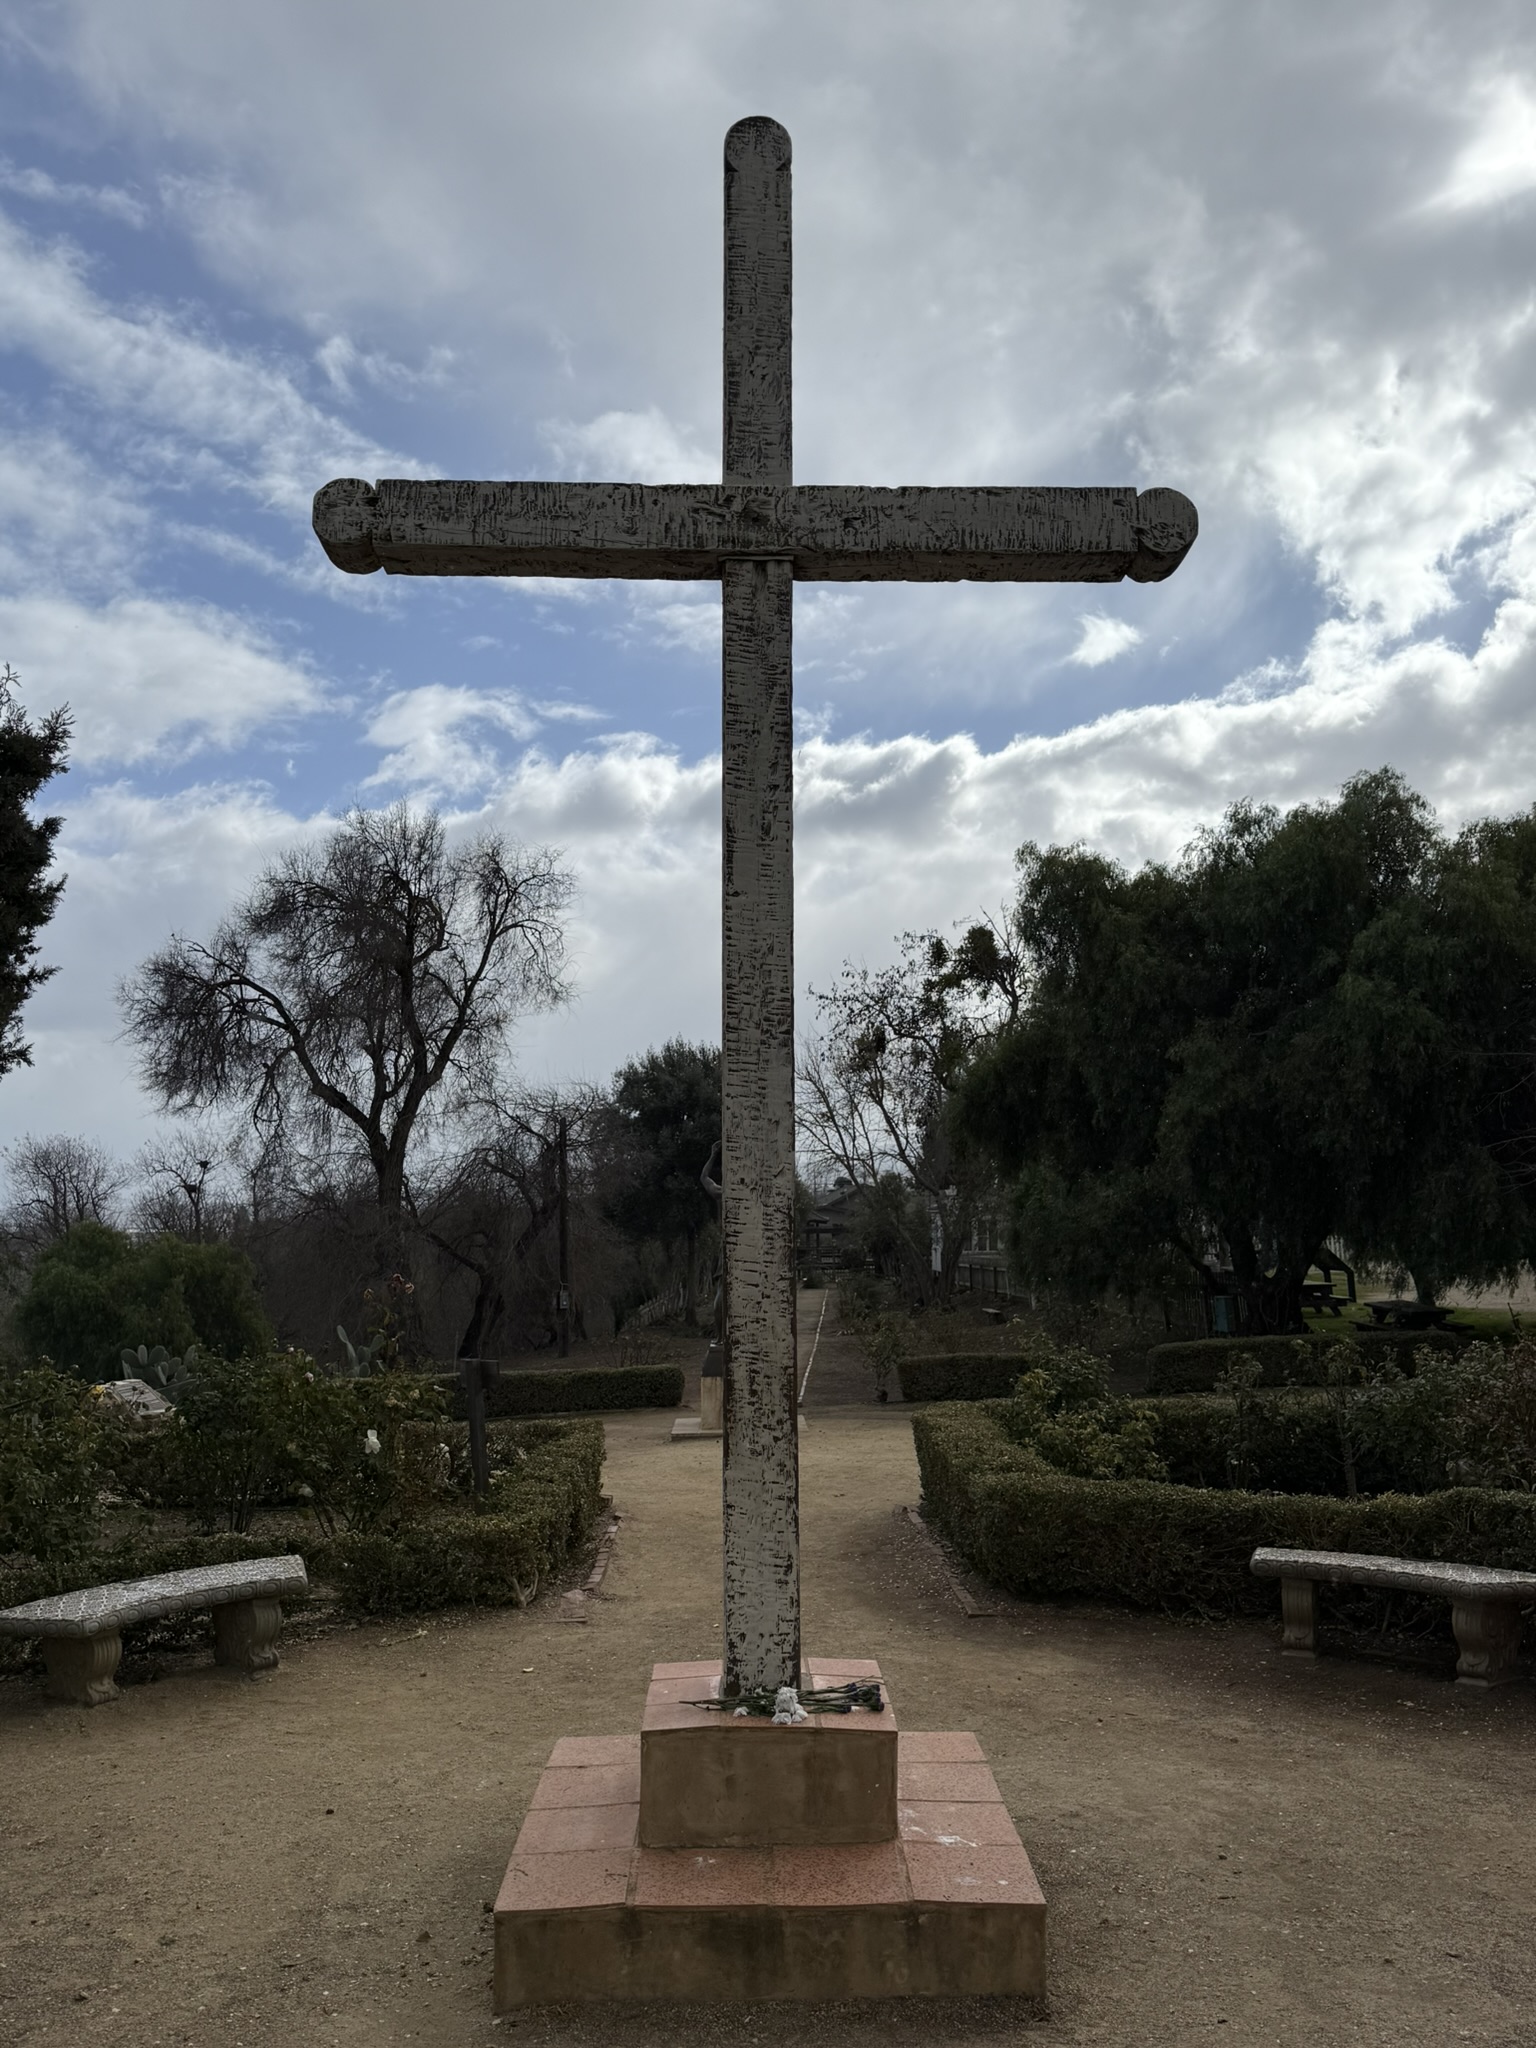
[1128,487,1198,582]
[725,116,792,171]
[313,477,382,574]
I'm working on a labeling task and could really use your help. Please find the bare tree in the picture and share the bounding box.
[797,930,1011,1302]
[133,1127,233,1241]
[119,805,574,1284]
[409,1085,608,1360]
[2,1133,126,1248]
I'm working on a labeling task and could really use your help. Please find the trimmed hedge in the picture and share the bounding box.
[332,1417,604,1613]
[897,1354,1024,1403]
[912,1401,1536,1622]
[448,1364,683,1418]
[0,1417,606,1628]
[1140,1390,1405,1498]
[1146,1330,1467,1394]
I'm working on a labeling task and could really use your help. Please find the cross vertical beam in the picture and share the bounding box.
[720,117,800,1695]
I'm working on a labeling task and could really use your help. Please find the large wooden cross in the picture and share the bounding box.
[313,116,1197,1697]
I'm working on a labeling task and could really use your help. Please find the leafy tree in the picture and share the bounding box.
[0,667,69,1078]
[118,804,574,1290]
[955,770,1536,1331]
[15,1221,272,1378]
[602,1041,720,1325]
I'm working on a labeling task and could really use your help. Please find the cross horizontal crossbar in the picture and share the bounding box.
[313,478,1196,584]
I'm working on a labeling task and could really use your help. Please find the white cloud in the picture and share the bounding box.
[0,593,322,765]
[0,202,409,515]
[15,3,1536,1148]
[1068,614,1144,669]
[0,778,337,1154]
[313,332,455,403]
[0,160,148,227]
[540,407,714,483]
[363,683,545,795]
[618,590,720,658]
[15,562,1536,1155]
[0,423,148,593]
[1430,79,1536,214]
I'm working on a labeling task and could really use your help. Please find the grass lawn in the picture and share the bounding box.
[1302,1303,1521,1340]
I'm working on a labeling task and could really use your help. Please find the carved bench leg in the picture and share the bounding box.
[1451,1599,1524,1689]
[213,1598,284,1675]
[42,1630,122,1706]
[1279,1577,1318,1658]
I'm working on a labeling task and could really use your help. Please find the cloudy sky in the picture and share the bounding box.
[3,1,1536,1161]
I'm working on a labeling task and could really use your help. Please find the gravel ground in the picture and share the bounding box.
[3,1313,1535,2046]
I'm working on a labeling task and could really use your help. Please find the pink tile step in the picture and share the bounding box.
[495,1717,1045,2005]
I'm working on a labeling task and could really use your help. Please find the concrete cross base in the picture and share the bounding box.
[641,1658,896,1847]
[493,1662,1045,2005]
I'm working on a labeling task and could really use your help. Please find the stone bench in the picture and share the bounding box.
[0,1555,309,1705]
[1251,1546,1536,1689]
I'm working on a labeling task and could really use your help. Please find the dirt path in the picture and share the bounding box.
[796,1283,881,1406]
[3,1403,1535,2047]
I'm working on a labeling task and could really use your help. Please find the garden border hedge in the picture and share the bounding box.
[897,1354,1024,1403]
[1146,1330,1468,1394]
[0,1417,606,1628]
[911,1401,1536,1621]
[446,1364,683,1418]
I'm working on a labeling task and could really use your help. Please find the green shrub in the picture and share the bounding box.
[1138,1340,1536,1501]
[454,1364,683,1418]
[329,1418,605,1613]
[156,1353,293,1533]
[897,1354,1026,1402]
[1139,1387,1397,1497]
[105,1357,449,1536]
[284,1370,449,1535]
[913,1402,1536,1622]
[999,1335,1165,1480]
[1146,1330,1467,1394]
[0,1369,101,1562]
[1,1418,606,1625]
[16,1223,272,1380]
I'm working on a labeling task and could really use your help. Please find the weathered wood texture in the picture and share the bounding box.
[723,117,792,488]
[719,117,799,1697]
[720,555,800,1697]
[312,478,1196,584]
[308,113,1201,1711]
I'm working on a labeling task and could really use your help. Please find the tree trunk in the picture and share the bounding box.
[682,1226,698,1329]
[457,1271,505,1362]
[1223,1226,1307,1334]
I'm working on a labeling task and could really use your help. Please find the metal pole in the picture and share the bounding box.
[557,1115,571,1359]
[460,1358,490,1496]
[719,116,800,1695]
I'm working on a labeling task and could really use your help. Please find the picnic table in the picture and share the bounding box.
[1299,1284,1348,1316]
[1362,1299,1463,1331]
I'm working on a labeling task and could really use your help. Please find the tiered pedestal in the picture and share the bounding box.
[494,1658,1045,2004]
